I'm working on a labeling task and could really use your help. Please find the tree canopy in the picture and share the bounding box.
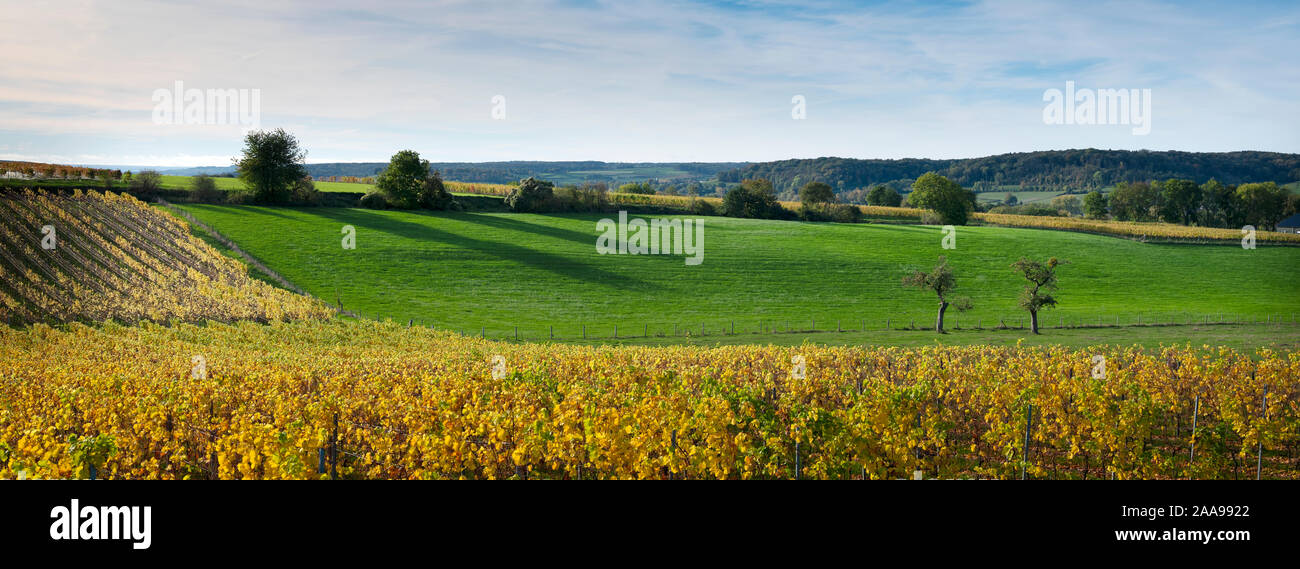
[234,129,309,204]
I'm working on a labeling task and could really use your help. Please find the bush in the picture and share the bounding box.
[359,191,388,209]
[688,198,716,216]
[189,174,223,203]
[799,203,862,223]
[551,184,610,212]
[721,179,788,220]
[129,170,163,194]
[988,204,1066,217]
[376,150,431,209]
[419,170,456,210]
[866,185,903,207]
[504,177,555,212]
[290,177,321,206]
[617,181,656,195]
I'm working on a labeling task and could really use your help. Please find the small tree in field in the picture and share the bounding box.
[902,256,972,333]
[799,181,835,205]
[234,128,309,204]
[1011,257,1065,334]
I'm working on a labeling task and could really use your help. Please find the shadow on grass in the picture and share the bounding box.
[296,207,658,292]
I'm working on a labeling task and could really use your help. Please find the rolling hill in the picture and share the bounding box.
[174,204,1300,347]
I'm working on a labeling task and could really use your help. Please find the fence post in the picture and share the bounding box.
[330,412,339,480]
[614,324,618,338]
[1021,404,1033,480]
[794,440,801,481]
[515,326,519,341]
[582,324,586,339]
[1189,395,1199,464]
[1257,385,1267,481]
[550,325,553,339]
[645,324,649,337]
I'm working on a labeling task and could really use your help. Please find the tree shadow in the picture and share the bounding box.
[295,208,658,291]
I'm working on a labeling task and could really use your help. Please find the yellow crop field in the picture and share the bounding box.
[1,320,1293,480]
[0,190,333,324]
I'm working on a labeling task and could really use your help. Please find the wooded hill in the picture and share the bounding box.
[718,150,1300,195]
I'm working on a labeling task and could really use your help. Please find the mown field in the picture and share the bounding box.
[176,204,1300,345]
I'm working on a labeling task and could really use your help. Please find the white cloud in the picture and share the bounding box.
[0,0,1296,165]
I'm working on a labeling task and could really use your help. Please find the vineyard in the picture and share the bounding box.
[0,319,1294,480]
[0,190,333,325]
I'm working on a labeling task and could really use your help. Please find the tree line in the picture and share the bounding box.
[718,149,1300,198]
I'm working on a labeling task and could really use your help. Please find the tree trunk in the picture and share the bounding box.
[936,301,949,333]
[1030,310,1040,334]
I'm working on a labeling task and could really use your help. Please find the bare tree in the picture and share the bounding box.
[902,256,973,333]
[1011,257,1065,334]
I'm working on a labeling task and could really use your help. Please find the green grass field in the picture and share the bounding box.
[158,175,371,193]
[176,204,1300,345]
[975,190,1065,204]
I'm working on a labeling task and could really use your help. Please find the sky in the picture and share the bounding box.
[1,0,1297,167]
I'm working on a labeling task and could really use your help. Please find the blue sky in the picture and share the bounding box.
[1,0,1297,167]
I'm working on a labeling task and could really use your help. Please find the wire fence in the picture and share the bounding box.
[347,312,1300,342]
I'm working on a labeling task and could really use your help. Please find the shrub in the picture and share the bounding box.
[721,179,788,220]
[688,198,716,216]
[291,177,321,206]
[504,177,554,212]
[359,191,388,209]
[188,174,223,203]
[129,170,163,194]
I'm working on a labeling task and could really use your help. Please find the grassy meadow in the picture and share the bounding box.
[175,204,1300,345]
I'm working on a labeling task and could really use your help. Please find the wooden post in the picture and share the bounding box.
[330,412,338,480]
[1190,395,1199,464]
[1021,404,1033,480]
[1257,385,1267,481]
[514,326,518,341]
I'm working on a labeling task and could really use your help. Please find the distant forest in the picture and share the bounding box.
[718,150,1300,195]
[301,161,747,185]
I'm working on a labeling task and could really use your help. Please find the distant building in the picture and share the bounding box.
[1278,213,1300,234]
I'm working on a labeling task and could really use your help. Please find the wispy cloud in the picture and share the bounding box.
[1,0,1297,166]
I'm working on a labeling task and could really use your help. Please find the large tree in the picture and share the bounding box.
[721,178,785,219]
[1235,182,1288,229]
[1011,257,1065,334]
[1197,179,1240,228]
[1159,178,1202,225]
[1082,190,1108,219]
[1107,181,1160,222]
[866,185,902,207]
[902,256,972,333]
[374,149,455,210]
[798,181,835,205]
[234,128,309,204]
[908,172,975,225]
